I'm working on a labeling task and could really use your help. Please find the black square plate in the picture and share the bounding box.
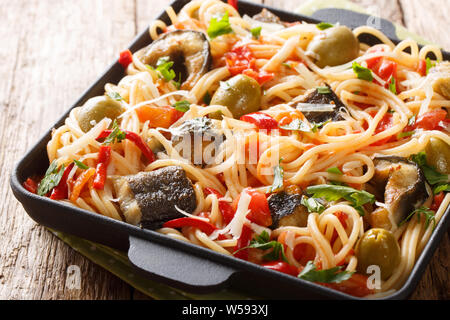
[10,0,450,299]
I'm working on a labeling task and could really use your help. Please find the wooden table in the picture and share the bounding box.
[1,0,448,300]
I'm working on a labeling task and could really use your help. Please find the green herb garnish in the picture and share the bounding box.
[207,12,233,39]
[389,77,397,94]
[107,92,123,101]
[234,231,288,262]
[306,184,375,216]
[280,118,329,133]
[301,195,325,214]
[270,160,284,192]
[37,161,65,196]
[172,100,190,112]
[73,160,88,170]
[425,57,435,75]
[156,56,176,82]
[352,62,373,81]
[250,26,262,39]
[397,131,415,139]
[409,152,449,185]
[327,167,343,175]
[317,22,334,30]
[434,183,450,194]
[298,261,354,283]
[103,120,127,145]
[203,91,212,105]
[317,86,331,94]
[399,206,436,230]
[311,120,330,133]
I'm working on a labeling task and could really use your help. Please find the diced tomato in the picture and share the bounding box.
[417,59,427,76]
[364,46,398,91]
[364,46,386,69]
[225,45,254,76]
[245,188,273,227]
[414,109,448,130]
[118,49,133,69]
[240,112,279,131]
[293,243,316,266]
[225,44,275,85]
[437,118,450,132]
[431,192,445,212]
[262,261,299,276]
[376,60,397,82]
[242,68,275,85]
[23,178,38,194]
[371,113,396,146]
[135,105,184,128]
[323,273,374,297]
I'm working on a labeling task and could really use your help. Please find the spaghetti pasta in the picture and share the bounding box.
[32,0,450,298]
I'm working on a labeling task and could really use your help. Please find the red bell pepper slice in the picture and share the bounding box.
[96,130,156,163]
[123,131,156,163]
[93,146,111,190]
[262,261,299,276]
[228,0,238,11]
[233,224,253,260]
[240,112,279,131]
[163,217,218,235]
[50,162,75,199]
[118,49,133,69]
[23,178,38,194]
[204,187,235,224]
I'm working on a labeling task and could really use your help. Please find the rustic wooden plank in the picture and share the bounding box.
[400,0,450,51]
[0,0,136,299]
[1,0,448,301]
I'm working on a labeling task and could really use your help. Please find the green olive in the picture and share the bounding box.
[356,228,401,280]
[307,26,360,68]
[77,96,125,132]
[425,137,450,174]
[210,74,261,119]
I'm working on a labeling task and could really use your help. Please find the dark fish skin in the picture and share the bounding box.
[138,30,211,90]
[268,191,308,229]
[294,84,347,123]
[126,166,197,229]
[171,117,224,167]
[371,156,428,225]
[252,9,284,25]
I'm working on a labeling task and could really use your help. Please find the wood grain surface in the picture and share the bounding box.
[0,0,448,300]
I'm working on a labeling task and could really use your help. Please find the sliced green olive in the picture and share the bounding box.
[78,96,125,132]
[307,26,360,68]
[356,228,401,280]
[210,74,261,119]
[425,137,450,174]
